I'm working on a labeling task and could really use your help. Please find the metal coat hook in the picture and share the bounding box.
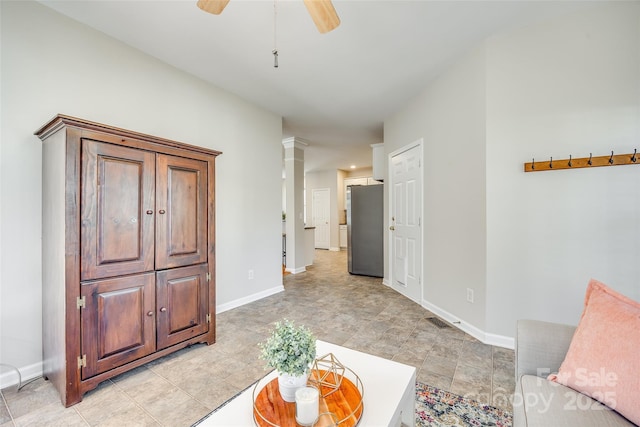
[525,150,640,172]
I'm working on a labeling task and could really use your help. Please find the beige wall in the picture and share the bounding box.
[0,1,283,385]
[385,2,640,344]
[484,1,640,336]
[385,45,488,333]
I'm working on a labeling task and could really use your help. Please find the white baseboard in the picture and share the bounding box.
[421,299,515,349]
[382,277,391,287]
[0,362,43,389]
[484,332,515,349]
[216,285,284,314]
[285,266,306,274]
[328,247,341,252]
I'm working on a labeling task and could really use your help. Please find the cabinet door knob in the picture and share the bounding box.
[146,210,153,215]
[147,311,154,316]
[158,209,166,214]
[160,307,167,312]
[389,226,395,231]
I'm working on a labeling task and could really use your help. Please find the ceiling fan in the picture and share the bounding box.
[196,0,341,33]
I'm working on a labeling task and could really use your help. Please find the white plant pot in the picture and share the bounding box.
[277,372,309,402]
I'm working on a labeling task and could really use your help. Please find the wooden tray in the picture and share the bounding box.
[253,370,363,427]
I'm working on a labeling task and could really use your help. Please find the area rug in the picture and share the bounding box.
[415,382,512,427]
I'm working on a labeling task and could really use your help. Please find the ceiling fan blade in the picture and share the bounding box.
[196,0,230,15]
[303,0,341,34]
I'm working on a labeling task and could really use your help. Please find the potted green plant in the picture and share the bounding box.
[258,319,316,402]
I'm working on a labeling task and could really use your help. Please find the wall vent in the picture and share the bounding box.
[427,317,450,329]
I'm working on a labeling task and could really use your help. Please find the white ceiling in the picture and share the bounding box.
[40,0,594,172]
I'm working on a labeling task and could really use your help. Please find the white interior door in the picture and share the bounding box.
[312,188,330,249]
[390,142,422,303]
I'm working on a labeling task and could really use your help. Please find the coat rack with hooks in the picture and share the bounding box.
[524,149,638,172]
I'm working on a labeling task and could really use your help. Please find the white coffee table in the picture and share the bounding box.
[196,340,416,427]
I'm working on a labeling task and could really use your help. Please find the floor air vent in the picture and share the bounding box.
[427,317,450,329]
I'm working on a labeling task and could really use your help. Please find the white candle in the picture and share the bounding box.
[295,386,319,426]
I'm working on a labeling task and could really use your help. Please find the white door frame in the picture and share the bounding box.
[388,139,424,304]
[312,187,331,249]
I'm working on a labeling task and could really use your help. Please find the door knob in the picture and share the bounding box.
[389,226,395,231]
[158,209,166,214]
[147,311,153,316]
[160,307,167,312]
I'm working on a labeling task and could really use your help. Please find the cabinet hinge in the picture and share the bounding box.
[77,296,85,309]
[206,273,211,282]
[77,354,86,369]
[206,313,211,323]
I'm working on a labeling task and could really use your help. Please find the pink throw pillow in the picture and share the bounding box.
[549,279,640,425]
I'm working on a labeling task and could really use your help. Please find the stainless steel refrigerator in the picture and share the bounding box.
[347,184,383,277]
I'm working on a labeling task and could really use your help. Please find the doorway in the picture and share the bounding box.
[389,140,423,304]
[312,188,330,249]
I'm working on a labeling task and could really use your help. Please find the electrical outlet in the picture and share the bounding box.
[466,288,474,303]
[248,269,254,280]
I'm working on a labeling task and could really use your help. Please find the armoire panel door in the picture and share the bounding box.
[156,264,209,350]
[81,139,156,280]
[155,154,207,269]
[81,273,156,379]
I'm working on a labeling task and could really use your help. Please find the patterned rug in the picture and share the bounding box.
[415,382,512,427]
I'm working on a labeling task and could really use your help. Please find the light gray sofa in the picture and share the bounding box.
[514,319,637,427]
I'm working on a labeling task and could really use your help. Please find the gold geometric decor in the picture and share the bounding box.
[309,353,345,398]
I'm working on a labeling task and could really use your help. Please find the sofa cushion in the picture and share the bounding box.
[548,279,640,425]
[518,375,636,427]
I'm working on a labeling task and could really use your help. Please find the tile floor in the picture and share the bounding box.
[0,249,514,426]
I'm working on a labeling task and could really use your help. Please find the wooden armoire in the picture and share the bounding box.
[35,115,221,407]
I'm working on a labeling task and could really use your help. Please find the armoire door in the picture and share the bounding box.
[81,139,156,280]
[155,154,208,269]
[81,273,156,379]
[156,264,209,350]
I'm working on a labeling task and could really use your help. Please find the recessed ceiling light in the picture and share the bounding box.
[350,165,356,169]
